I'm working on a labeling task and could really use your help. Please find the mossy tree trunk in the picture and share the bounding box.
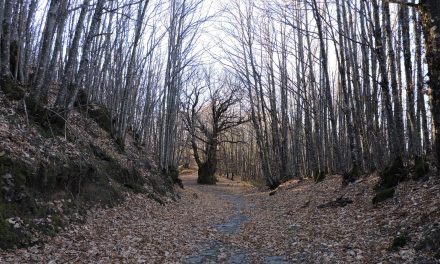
[197,139,218,185]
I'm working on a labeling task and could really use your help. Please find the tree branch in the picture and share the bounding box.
[385,0,420,8]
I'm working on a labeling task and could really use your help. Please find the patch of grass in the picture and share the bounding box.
[0,153,141,249]
[0,155,28,186]
[147,192,165,205]
[90,144,111,161]
[248,179,265,188]
[389,235,409,251]
[123,183,146,194]
[79,182,123,207]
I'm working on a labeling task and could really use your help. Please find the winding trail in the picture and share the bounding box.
[182,173,289,264]
[184,173,250,263]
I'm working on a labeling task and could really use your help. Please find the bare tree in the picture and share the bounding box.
[183,71,247,184]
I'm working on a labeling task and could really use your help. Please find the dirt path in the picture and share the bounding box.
[182,174,290,264]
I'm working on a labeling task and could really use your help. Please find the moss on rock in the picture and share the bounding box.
[0,77,25,101]
[25,98,65,137]
[314,170,326,183]
[372,156,407,204]
[376,156,406,190]
[389,235,409,251]
[164,166,183,188]
[414,156,430,180]
[372,187,395,204]
[342,164,362,186]
[0,218,29,249]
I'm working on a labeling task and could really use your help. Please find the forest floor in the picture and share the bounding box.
[1,171,439,264]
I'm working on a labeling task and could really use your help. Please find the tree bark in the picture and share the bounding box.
[419,0,440,166]
[399,1,417,157]
[31,0,60,100]
[1,0,16,79]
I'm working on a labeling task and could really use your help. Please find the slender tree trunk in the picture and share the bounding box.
[40,0,67,103]
[311,0,340,172]
[54,0,89,109]
[419,0,440,166]
[31,0,60,100]
[1,0,15,79]
[383,1,404,157]
[335,0,361,176]
[413,8,430,154]
[23,0,37,83]
[399,1,417,157]
[372,0,397,157]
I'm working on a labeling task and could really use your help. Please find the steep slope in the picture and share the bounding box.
[0,91,176,249]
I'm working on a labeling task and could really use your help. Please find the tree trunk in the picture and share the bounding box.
[31,0,60,100]
[419,0,440,166]
[399,1,417,157]
[335,0,361,179]
[197,140,218,184]
[372,0,397,157]
[413,7,430,154]
[1,0,15,79]
[23,0,37,83]
[383,1,404,157]
[311,0,340,172]
[54,0,90,109]
[40,0,68,103]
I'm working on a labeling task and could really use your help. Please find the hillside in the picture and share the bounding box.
[0,91,177,249]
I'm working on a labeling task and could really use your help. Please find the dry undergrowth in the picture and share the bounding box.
[240,174,440,263]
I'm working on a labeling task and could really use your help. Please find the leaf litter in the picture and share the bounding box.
[1,171,439,263]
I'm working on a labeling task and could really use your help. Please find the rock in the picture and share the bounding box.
[6,217,23,229]
[2,172,13,179]
[372,187,395,204]
[318,197,353,208]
